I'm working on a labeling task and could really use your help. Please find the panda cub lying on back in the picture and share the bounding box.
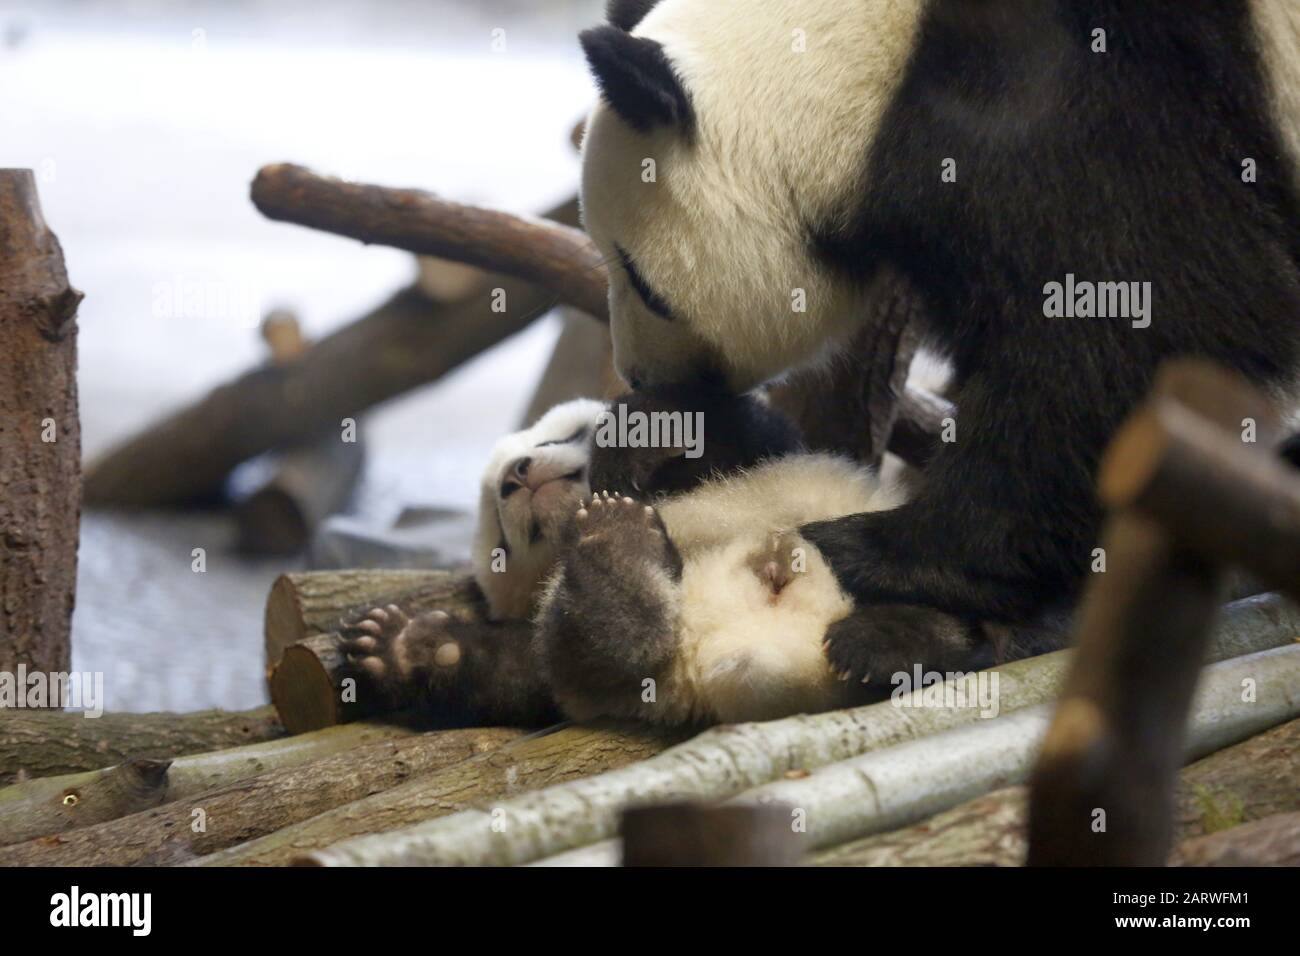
[344,388,992,726]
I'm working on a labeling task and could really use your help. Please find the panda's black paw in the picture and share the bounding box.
[822,603,980,685]
[571,490,679,571]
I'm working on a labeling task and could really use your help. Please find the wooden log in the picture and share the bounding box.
[812,715,1300,866]
[1101,395,1300,601]
[621,803,802,867]
[83,197,581,508]
[200,721,681,866]
[234,311,366,555]
[0,706,283,785]
[0,718,415,844]
[0,758,171,849]
[0,726,521,866]
[1028,511,1225,866]
[0,169,83,684]
[251,164,610,320]
[1171,811,1300,866]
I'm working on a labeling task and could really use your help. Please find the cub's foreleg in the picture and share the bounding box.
[341,605,560,727]
[536,492,687,723]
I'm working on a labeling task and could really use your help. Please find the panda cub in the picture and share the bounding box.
[344,388,983,726]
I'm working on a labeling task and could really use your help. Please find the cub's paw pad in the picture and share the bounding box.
[574,491,665,546]
[343,606,460,690]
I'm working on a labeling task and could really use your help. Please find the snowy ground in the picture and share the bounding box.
[1,0,603,711]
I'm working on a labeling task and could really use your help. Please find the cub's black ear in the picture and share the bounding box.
[606,0,660,31]
[580,25,695,135]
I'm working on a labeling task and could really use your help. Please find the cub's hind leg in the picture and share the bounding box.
[342,605,559,727]
[537,492,687,722]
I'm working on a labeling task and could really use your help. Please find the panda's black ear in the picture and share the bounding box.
[580,25,695,135]
[606,0,660,31]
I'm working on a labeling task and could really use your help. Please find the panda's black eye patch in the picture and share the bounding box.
[615,245,675,321]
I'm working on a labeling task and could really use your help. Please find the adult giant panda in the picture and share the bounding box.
[578,0,1300,680]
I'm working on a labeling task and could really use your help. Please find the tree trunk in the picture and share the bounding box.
[0,706,283,785]
[200,721,681,866]
[0,169,83,685]
[811,716,1300,867]
[1171,811,1300,866]
[0,718,416,844]
[0,726,521,866]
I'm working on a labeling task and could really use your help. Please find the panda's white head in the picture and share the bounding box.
[472,399,604,619]
[579,0,923,392]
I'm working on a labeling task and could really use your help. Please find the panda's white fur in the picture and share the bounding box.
[472,399,605,620]
[634,454,906,724]
[471,397,907,724]
[580,0,926,391]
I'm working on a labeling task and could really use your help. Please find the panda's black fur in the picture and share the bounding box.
[581,0,1300,682]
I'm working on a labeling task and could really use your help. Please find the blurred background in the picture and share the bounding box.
[0,0,606,710]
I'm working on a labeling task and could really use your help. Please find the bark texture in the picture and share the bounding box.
[0,706,283,785]
[0,169,82,683]
[201,721,681,866]
[0,726,521,866]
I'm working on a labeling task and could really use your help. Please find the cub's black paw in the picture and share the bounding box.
[822,603,978,686]
[573,490,676,562]
[341,605,461,707]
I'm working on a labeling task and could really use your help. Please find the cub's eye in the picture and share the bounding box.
[615,245,675,322]
[536,426,590,448]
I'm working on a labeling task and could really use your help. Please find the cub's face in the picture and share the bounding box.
[579,0,923,392]
[472,399,603,619]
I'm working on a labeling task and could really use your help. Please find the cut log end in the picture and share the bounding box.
[270,634,366,735]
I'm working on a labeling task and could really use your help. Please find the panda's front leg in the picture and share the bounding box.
[536,492,685,721]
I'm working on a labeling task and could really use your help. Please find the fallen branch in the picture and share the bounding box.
[302,595,1299,867]
[84,197,580,507]
[0,169,83,681]
[0,718,417,845]
[252,164,610,319]
[0,706,282,785]
[811,714,1300,866]
[199,721,681,866]
[0,726,520,866]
